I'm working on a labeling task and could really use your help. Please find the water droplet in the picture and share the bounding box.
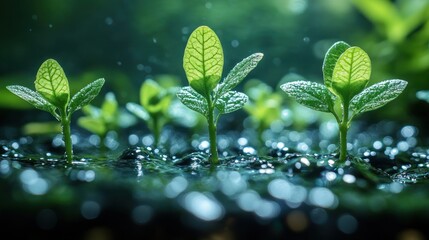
[105,17,113,25]
[303,37,310,43]
[337,214,358,234]
[81,201,101,220]
[231,40,239,48]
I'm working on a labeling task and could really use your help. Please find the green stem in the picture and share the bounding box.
[206,97,219,165]
[99,133,107,154]
[60,108,73,164]
[151,114,160,147]
[339,101,349,163]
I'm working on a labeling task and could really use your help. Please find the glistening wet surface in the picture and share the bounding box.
[1,123,429,239]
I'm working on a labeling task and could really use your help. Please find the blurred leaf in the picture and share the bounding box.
[101,92,118,122]
[23,122,61,135]
[78,117,106,136]
[126,102,150,121]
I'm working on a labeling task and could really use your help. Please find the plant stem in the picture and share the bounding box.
[60,108,73,164]
[151,114,160,147]
[206,97,219,165]
[339,101,349,163]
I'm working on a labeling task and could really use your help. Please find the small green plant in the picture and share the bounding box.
[126,79,174,146]
[7,59,105,163]
[243,79,283,146]
[177,25,263,165]
[78,92,135,151]
[281,41,407,162]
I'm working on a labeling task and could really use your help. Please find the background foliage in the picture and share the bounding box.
[1,0,429,134]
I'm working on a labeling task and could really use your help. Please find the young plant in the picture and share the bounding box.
[126,79,174,146]
[244,79,283,146]
[78,92,135,152]
[280,41,407,162]
[7,59,105,163]
[177,25,263,165]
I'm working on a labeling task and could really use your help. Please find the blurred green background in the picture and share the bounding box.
[1,0,429,136]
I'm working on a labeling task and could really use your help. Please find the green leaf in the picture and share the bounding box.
[126,102,150,121]
[280,81,336,113]
[177,86,208,117]
[323,41,350,87]
[331,47,371,102]
[101,92,118,123]
[78,117,106,135]
[350,79,407,117]
[215,53,264,98]
[35,59,70,108]
[6,85,59,119]
[140,79,166,114]
[215,91,248,114]
[68,78,105,114]
[183,26,224,97]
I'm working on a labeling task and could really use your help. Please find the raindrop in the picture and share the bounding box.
[105,17,113,25]
[137,64,144,71]
[81,201,101,220]
[182,192,223,221]
[337,214,358,234]
[309,187,336,208]
[165,176,188,198]
[231,40,239,48]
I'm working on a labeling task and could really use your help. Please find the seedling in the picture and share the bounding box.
[281,41,407,162]
[79,92,135,151]
[126,79,174,146]
[177,25,263,164]
[7,59,105,163]
[244,79,283,146]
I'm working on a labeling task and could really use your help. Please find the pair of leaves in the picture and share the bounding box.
[281,79,407,117]
[178,26,263,117]
[281,41,407,119]
[7,59,105,119]
[323,41,371,103]
[178,52,263,117]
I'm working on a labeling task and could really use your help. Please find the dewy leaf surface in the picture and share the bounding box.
[183,26,223,96]
[6,85,58,118]
[350,79,407,116]
[215,53,263,99]
[280,81,335,112]
[331,47,371,102]
[215,91,248,114]
[323,41,350,88]
[177,86,208,117]
[68,78,105,114]
[35,59,70,108]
